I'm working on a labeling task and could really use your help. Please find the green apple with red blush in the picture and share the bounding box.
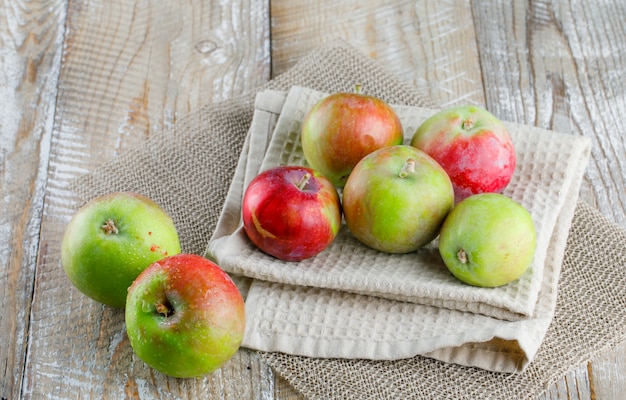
[301,88,404,187]
[242,165,342,261]
[411,105,516,202]
[438,193,536,287]
[125,254,245,378]
[342,145,454,253]
[61,192,181,308]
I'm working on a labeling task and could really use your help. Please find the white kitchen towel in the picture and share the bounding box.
[205,86,591,373]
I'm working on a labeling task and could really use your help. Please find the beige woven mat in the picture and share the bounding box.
[73,44,626,399]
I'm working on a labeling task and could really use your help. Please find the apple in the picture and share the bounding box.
[242,165,342,261]
[342,145,454,253]
[410,105,516,202]
[301,89,404,187]
[438,193,536,287]
[125,253,245,378]
[61,192,181,308]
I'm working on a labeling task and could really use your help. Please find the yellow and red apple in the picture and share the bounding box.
[301,90,403,187]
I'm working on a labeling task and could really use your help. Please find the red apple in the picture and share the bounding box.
[242,165,342,261]
[301,89,404,187]
[410,105,516,202]
[125,254,245,378]
[61,192,181,308]
[342,145,454,253]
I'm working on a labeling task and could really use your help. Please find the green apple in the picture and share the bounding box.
[342,145,454,253]
[61,192,181,308]
[438,193,537,287]
[125,254,245,378]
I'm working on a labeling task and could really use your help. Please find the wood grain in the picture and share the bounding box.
[2,0,624,398]
[471,1,626,398]
[271,0,484,108]
[472,0,626,226]
[0,1,67,398]
[21,0,271,398]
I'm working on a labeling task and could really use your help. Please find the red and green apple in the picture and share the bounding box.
[125,253,245,378]
[301,90,403,187]
[410,105,516,202]
[342,145,454,253]
[242,165,342,261]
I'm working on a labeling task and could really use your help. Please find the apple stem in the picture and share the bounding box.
[457,249,468,264]
[398,158,416,179]
[101,219,119,235]
[156,301,174,317]
[354,84,362,94]
[296,172,312,190]
[462,118,475,130]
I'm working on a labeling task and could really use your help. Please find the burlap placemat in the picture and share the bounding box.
[73,44,626,399]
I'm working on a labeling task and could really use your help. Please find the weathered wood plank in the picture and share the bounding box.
[270,0,484,108]
[472,0,626,226]
[0,1,67,398]
[22,0,271,398]
[471,0,626,398]
[589,346,626,400]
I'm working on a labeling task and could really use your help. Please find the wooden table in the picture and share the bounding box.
[2,1,625,398]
